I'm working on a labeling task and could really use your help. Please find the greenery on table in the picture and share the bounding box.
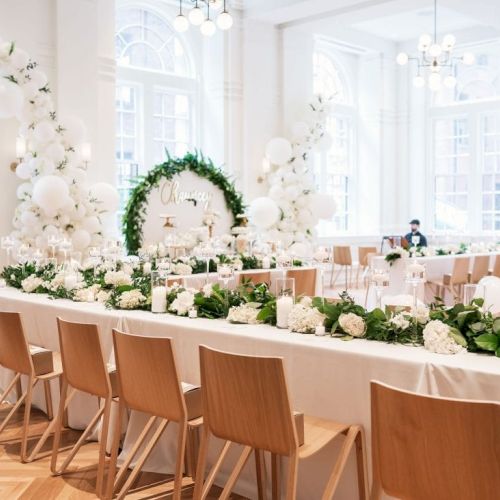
[122,151,246,255]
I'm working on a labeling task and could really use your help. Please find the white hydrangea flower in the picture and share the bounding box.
[390,313,411,331]
[423,320,465,355]
[227,304,261,324]
[169,290,195,316]
[202,283,213,298]
[21,274,43,293]
[338,313,366,338]
[118,289,146,309]
[288,303,325,333]
[172,263,193,276]
[299,296,313,308]
[96,290,111,303]
[104,270,133,287]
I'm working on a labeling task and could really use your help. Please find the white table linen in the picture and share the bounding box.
[0,288,499,499]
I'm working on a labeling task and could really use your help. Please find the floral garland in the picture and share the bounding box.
[3,261,499,358]
[123,151,245,255]
[0,40,118,250]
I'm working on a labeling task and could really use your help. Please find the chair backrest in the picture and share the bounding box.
[199,345,298,456]
[450,256,470,284]
[57,318,110,398]
[112,330,186,422]
[492,255,500,278]
[333,246,352,266]
[0,312,33,375]
[358,247,378,267]
[470,255,490,283]
[371,381,500,500]
[286,268,316,297]
[238,271,271,286]
[385,305,411,314]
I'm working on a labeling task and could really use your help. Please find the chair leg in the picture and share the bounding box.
[255,449,267,500]
[192,428,210,500]
[0,373,23,434]
[104,400,125,500]
[96,397,113,499]
[172,420,188,500]
[20,377,36,463]
[271,453,281,500]
[364,283,371,308]
[50,379,70,475]
[355,428,368,500]
[219,445,252,500]
[285,452,298,500]
[43,380,54,421]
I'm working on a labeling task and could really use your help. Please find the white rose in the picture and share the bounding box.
[169,290,195,316]
[390,313,410,331]
[413,306,430,325]
[423,320,465,355]
[172,263,193,276]
[21,275,43,293]
[338,313,366,338]
[227,304,261,324]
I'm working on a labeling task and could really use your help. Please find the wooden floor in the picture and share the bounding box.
[0,406,246,499]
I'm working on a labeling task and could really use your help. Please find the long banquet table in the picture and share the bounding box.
[1,287,499,499]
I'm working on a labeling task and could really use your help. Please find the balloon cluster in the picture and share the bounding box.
[0,39,119,250]
[249,95,337,248]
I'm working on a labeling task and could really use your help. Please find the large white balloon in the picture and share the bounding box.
[45,142,66,163]
[32,175,70,212]
[15,162,32,180]
[248,197,281,229]
[317,131,333,152]
[81,216,101,234]
[33,121,56,143]
[0,78,23,119]
[71,229,91,250]
[20,211,38,227]
[309,193,337,220]
[265,137,293,165]
[89,183,119,212]
[16,182,32,200]
[61,116,86,145]
[291,121,310,141]
[10,48,29,69]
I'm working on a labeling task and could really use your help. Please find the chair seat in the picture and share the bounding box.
[37,351,63,380]
[299,415,350,459]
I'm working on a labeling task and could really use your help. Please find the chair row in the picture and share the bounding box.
[1,312,499,499]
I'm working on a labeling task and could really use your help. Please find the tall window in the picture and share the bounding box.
[431,41,500,234]
[313,50,355,235]
[115,6,196,218]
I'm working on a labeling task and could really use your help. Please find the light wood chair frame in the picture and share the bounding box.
[50,318,115,499]
[469,255,490,284]
[0,311,62,463]
[193,346,368,500]
[330,246,353,290]
[356,247,378,289]
[286,268,317,298]
[428,256,470,303]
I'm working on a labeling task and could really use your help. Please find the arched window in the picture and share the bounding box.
[431,41,500,234]
[115,6,196,219]
[313,49,355,235]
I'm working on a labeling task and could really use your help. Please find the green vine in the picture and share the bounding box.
[122,151,246,255]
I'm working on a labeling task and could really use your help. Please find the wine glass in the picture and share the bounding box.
[370,268,390,310]
[1,236,15,266]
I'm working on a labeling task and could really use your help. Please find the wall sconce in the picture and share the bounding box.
[80,142,92,169]
[10,136,26,172]
[257,157,271,183]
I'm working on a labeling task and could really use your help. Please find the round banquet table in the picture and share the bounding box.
[0,288,499,499]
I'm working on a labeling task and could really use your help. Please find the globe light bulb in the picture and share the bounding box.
[429,43,442,58]
[462,52,475,65]
[418,33,432,49]
[413,75,425,88]
[428,72,442,91]
[188,6,204,26]
[396,52,409,65]
[200,19,216,37]
[217,11,233,30]
[443,75,457,89]
[173,14,189,33]
[442,34,456,50]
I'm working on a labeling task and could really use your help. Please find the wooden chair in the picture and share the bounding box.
[469,255,490,284]
[427,256,470,302]
[106,330,203,500]
[0,311,62,463]
[51,318,116,499]
[356,246,377,288]
[287,268,317,297]
[194,346,367,500]
[491,254,500,278]
[238,271,271,287]
[370,381,500,500]
[330,246,353,290]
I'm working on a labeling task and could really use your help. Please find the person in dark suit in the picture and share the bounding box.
[405,219,428,247]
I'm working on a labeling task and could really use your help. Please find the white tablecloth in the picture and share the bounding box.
[372,252,499,306]
[1,288,499,499]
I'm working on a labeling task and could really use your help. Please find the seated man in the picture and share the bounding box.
[405,219,428,247]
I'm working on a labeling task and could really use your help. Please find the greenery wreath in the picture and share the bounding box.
[122,151,246,255]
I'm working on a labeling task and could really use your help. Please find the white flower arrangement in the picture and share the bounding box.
[21,274,43,293]
[73,284,100,302]
[288,303,326,334]
[338,313,366,338]
[104,270,133,287]
[422,320,466,355]
[171,262,193,276]
[227,303,261,324]
[96,289,111,303]
[202,283,213,298]
[389,313,411,331]
[118,289,146,310]
[413,305,430,325]
[169,290,195,316]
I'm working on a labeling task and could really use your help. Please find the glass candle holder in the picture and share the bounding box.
[151,271,168,313]
[276,252,293,279]
[370,268,390,309]
[47,235,60,259]
[276,277,295,329]
[463,284,478,305]
[314,246,332,302]
[405,260,426,312]
[217,263,234,288]
[1,236,15,266]
[59,238,73,262]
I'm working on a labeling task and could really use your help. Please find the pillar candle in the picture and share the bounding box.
[151,286,167,313]
[276,296,294,329]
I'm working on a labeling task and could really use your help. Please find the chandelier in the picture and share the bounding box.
[174,0,233,36]
[396,0,475,91]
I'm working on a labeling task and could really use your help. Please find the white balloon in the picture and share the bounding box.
[16,182,33,200]
[288,242,308,258]
[22,81,39,99]
[33,121,56,143]
[20,210,38,227]
[291,121,310,140]
[29,69,48,89]
[61,116,86,146]
[317,131,333,152]
[0,78,23,119]
[10,48,29,69]
[309,193,337,220]
[35,235,47,248]
[71,228,91,250]
[248,197,281,230]
[43,224,59,236]
[269,185,285,200]
[81,216,101,234]
[285,185,301,200]
[45,142,66,163]
[15,162,32,179]
[32,175,70,212]
[297,209,314,226]
[89,182,119,212]
[265,137,293,165]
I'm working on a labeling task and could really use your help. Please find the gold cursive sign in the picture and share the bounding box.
[160,180,213,210]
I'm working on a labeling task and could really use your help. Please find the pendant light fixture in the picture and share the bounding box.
[174,0,233,35]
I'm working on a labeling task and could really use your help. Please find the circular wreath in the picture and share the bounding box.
[123,152,246,255]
